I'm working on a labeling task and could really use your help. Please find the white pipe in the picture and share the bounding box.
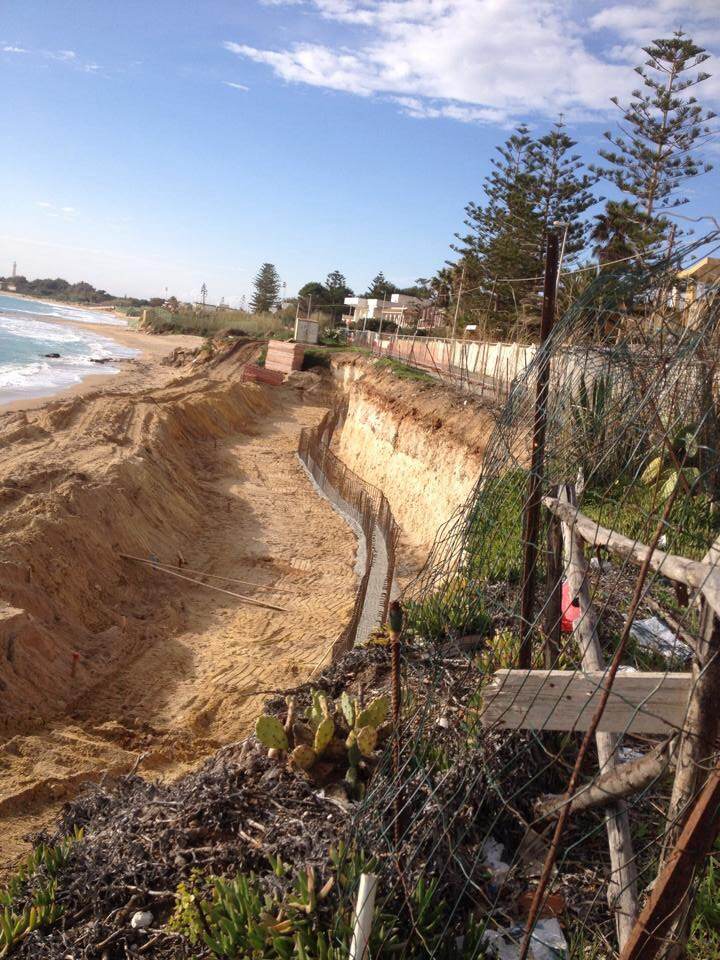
[349,873,378,960]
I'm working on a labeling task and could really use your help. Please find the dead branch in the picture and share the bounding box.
[536,737,677,820]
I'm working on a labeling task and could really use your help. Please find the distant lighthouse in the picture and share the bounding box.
[11,261,17,278]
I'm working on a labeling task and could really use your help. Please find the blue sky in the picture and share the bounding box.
[1,0,718,303]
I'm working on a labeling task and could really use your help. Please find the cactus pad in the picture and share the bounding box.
[356,695,389,729]
[340,691,355,728]
[314,716,335,754]
[255,715,288,751]
[291,745,317,770]
[356,725,378,757]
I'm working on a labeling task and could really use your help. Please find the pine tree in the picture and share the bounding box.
[453,125,544,323]
[529,118,598,261]
[250,262,281,313]
[324,270,353,304]
[595,31,715,242]
[365,272,396,299]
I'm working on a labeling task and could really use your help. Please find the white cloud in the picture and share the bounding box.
[223,80,250,90]
[4,44,103,74]
[35,201,78,220]
[226,0,720,124]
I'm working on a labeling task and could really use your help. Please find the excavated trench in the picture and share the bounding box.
[0,347,358,865]
[0,348,497,868]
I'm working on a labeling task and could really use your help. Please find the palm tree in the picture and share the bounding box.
[590,200,657,264]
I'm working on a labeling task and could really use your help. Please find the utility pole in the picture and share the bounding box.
[518,230,560,670]
[450,262,466,341]
[378,288,387,338]
[553,221,570,286]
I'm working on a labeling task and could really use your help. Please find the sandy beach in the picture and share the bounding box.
[0,316,203,414]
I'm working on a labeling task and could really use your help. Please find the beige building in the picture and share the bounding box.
[676,256,720,324]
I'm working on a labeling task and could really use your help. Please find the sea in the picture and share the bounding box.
[0,292,138,405]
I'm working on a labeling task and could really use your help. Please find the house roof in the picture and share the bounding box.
[678,256,720,283]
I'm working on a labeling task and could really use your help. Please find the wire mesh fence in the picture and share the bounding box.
[330,232,720,959]
[298,403,399,652]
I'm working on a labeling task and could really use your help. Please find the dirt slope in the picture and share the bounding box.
[0,346,356,866]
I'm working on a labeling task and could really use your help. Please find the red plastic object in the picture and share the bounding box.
[560,581,581,633]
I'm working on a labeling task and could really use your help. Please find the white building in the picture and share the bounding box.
[344,293,442,328]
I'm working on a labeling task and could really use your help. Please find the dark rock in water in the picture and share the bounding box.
[90,357,113,364]
[44,352,61,359]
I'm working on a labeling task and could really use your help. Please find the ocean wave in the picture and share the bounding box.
[0,294,126,326]
[0,305,138,404]
[0,357,120,393]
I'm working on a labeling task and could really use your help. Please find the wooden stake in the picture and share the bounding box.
[620,762,720,960]
[518,232,559,669]
[663,537,720,858]
[543,485,563,668]
[558,485,639,947]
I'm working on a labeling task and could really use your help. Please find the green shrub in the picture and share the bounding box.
[373,358,433,382]
[406,577,492,641]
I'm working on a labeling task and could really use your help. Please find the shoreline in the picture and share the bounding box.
[0,316,203,414]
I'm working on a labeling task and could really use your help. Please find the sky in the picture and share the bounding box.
[1,0,719,304]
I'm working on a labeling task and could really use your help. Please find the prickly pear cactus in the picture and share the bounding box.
[314,715,335,754]
[346,735,361,768]
[356,725,378,757]
[356,695,389,730]
[308,689,330,728]
[291,745,317,770]
[340,691,355,728]
[255,715,288,751]
[345,765,359,790]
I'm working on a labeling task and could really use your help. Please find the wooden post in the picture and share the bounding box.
[559,484,639,948]
[657,539,720,957]
[664,602,720,852]
[664,536,720,855]
[518,232,560,669]
[620,762,720,960]
[543,484,563,668]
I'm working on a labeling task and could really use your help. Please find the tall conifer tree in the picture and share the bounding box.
[595,31,715,245]
[250,263,281,313]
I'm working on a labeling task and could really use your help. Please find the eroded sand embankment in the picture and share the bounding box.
[0,345,356,865]
[331,356,496,567]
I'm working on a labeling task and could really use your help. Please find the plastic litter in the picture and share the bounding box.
[481,836,511,884]
[130,910,153,930]
[483,919,568,959]
[630,616,692,662]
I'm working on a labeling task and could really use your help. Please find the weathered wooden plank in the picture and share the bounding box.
[542,494,720,618]
[481,669,692,733]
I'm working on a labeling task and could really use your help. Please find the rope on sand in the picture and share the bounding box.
[121,555,299,595]
[119,553,289,613]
